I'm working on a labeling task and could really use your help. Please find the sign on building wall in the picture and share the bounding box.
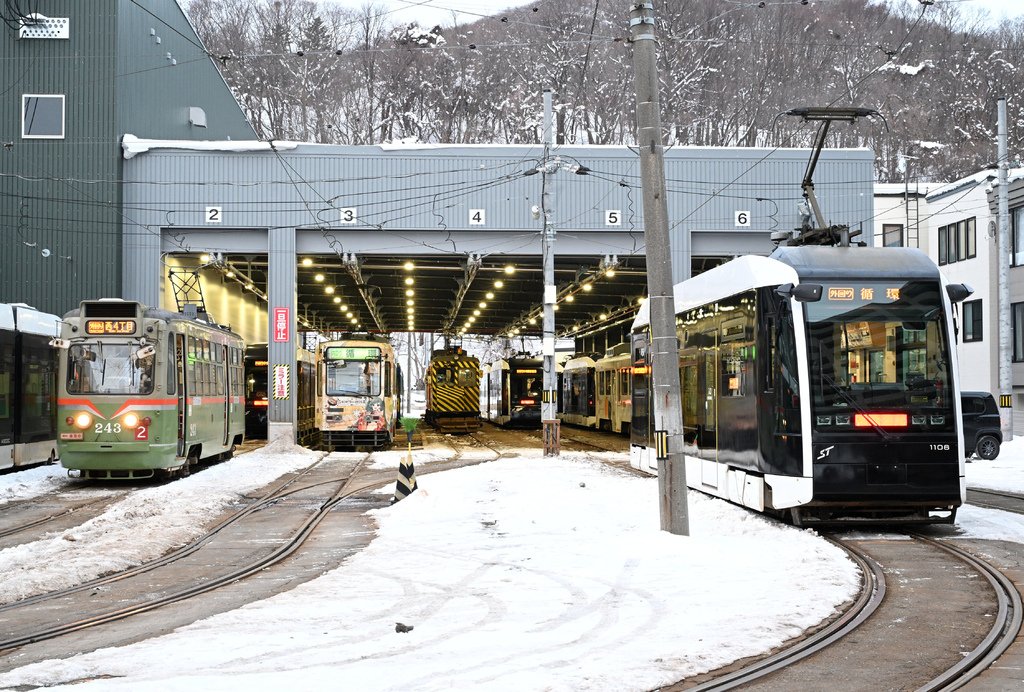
[273,307,289,342]
[273,364,290,400]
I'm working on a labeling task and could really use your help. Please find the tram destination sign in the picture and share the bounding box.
[325,346,380,361]
[85,320,136,335]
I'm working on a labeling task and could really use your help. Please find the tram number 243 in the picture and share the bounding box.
[94,422,150,440]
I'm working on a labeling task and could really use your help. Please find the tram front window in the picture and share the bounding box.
[326,360,381,397]
[67,344,154,395]
[803,280,953,430]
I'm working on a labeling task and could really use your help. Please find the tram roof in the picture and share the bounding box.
[769,246,941,281]
[632,246,943,329]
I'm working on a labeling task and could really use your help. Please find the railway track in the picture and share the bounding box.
[677,532,1020,691]
[0,453,343,651]
[966,487,1024,514]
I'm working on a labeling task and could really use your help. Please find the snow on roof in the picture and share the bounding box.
[121,134,296,160]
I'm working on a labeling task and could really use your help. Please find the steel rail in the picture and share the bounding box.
[0,453,368,652]
[686,536,886,691]
[912,534,1022,691]
[0,453,331,614]
[0,496,120,540]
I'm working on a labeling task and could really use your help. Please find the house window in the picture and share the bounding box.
[963,300,982,342]
[938,217,976,265]
[1014,303,1024,361]
[883,224,903,247]
[1013,208,1024,266]
[21,94,65,138]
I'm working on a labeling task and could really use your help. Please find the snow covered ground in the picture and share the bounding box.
[0,435,1021,691]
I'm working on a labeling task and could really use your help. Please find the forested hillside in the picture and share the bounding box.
[184,0,1024,183]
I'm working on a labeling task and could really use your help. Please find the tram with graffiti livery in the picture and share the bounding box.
[317,335,400,449]
[630,246,971,525]
[425,346,481,433]
[0,303,60,469]
[54,300,245,480]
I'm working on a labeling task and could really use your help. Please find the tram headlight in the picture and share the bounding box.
[73,412,92,429]
[123,413,140,428]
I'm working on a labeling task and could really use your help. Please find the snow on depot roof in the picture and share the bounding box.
[121,134,298,159]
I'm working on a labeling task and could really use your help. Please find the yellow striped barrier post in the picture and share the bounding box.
[393,416,420,502]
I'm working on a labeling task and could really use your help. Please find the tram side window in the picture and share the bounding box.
[187,337,196,394]
[385,361,393,397]
[776,316,800,433]
[167,341,176,395]
[0,331,14,432]
[618,369,629,397]
[19,334,56,440]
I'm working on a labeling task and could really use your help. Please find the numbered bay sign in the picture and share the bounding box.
[469,209,486,225]
[735,210,751,227]
[206,206,222,223]
[605,210,622,226]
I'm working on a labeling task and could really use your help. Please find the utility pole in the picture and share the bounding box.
[541,89,560,456]
[629,1,688,534]
[997,98,1014,438]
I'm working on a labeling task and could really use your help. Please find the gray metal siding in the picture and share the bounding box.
[122,143,873,286]
[115,0,255,141]
[1,0,254,316]
[1,1,121,315]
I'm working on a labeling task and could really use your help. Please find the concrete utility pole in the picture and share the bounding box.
[997,98,1014,438]
[541,89,560,456]
[629,1,688,534]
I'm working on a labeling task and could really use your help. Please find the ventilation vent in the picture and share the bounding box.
[18,14,69,40]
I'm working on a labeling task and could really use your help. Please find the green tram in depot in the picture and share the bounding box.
[54,300,245,480]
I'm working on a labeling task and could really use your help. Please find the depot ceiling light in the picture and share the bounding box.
[325,286,335,294]
[479,301,487,308]
[406,299,414,306]
[494,280,504,289]
[405,277,414,286]
[302,258,313,266]
[486,292,495,299]
[200,254,210,263]
[405,289,414,297]
[504,265,516,274]
[404,261,415,271]
[565,295,575,303]
[582,283,593,292]
[315,273,325,282]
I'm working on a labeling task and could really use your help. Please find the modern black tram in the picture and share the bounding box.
[630,246,972,525]
[243,343,318,446]
[0,303,59,469]
[483,356,545,428]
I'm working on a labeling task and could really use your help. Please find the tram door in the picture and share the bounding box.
[218,344,229,446]
[700,330,718,487]
[175,334,186,457]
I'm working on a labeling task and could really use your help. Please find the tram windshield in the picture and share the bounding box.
[326,360,381,397]
[803,280,954,429]
[66,343,154,395]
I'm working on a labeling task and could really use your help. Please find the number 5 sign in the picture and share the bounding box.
[735,210,751,227]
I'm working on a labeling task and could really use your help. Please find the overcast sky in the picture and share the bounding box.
[322,0,1024,29]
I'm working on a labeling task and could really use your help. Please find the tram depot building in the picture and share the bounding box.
[3,0,1024,431]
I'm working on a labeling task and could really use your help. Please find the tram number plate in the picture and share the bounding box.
[61,432,83,440]
[135,426,149,441]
